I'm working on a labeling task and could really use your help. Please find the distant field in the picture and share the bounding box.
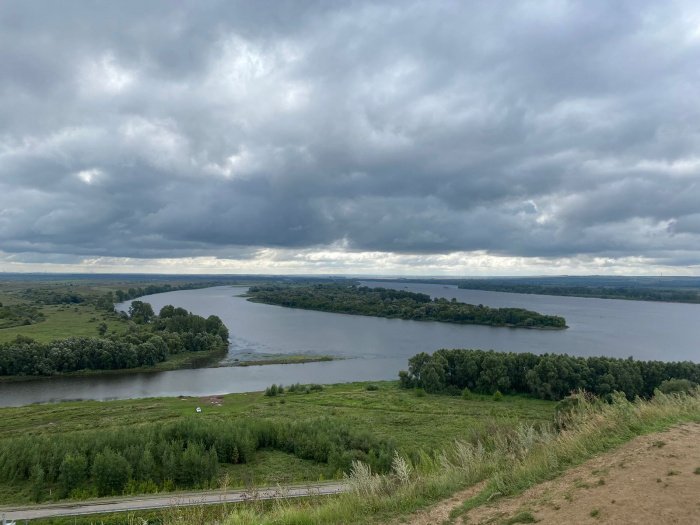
[0,303,127,343]
[0,381,555,505]
[0,280,131,343]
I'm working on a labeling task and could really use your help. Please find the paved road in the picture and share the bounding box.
[0,482,349,521]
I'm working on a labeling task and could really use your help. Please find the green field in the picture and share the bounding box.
[0,303,127,343]
[10,387,700,525]
[0,281,129,343]
[0,381,555,505]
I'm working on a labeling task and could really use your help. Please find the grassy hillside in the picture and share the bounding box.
[0,381,554,505]
[214,389,700,525]
[24,388,700,525]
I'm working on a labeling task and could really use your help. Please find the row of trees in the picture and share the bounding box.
[457,280,700,303]
[399,349,700,400]
[0,417,395,500]
[0,304,229,376]
[112,283,221,305]
[248,284,567,329]
[20,288,84,305]
[84,282,222,313]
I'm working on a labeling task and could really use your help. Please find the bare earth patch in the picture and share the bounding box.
[402,481,487,525]
[461,423,700,524]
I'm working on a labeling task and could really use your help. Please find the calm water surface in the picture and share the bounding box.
[1,282,698,406]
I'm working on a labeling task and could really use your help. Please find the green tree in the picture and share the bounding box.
[128,301,155,324]
[92,449,132,496]
[29,463,45,502]
[59,452,88,496]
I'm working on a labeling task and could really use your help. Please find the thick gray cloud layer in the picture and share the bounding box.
[2,0,700,268]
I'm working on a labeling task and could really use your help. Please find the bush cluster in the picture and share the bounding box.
[0,302,45,329]
[0,417,395,501]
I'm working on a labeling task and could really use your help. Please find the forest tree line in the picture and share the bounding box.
[0,416,395,501]
[88,282,222,312]
[457,279,700,303]
[0,303,229,376]
[248,284,567,329]
[399,349,700,400]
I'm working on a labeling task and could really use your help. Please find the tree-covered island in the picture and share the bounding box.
[247,283,567,329]
[0,302,229,378]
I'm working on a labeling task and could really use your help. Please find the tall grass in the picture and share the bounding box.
[176,389,700,525]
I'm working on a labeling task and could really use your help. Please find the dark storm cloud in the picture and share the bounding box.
[2,0,700,266]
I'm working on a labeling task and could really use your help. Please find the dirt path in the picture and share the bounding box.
[401,481,487,525]
[407,423,700,525]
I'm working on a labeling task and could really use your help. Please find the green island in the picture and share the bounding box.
[0,278,228,344]
[0,279,232,380]
[457,276,700,303]
[247,283,567,329]
[0,302,229,379]
[228,353,336,367]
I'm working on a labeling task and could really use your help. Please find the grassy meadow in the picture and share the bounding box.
[0,280,129,344]
[0,381,555,505]
[19,388,700,525]
[0,303,127,343]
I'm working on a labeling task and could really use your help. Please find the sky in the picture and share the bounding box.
[2,1,700,276]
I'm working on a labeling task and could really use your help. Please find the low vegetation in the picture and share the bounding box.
[247,283,567,329]
[1,417,394,501]
[23,388,700,525]
[0,301,45,329]
[0,381,555,505]
[399,349,700,400]
[208,388,700,525]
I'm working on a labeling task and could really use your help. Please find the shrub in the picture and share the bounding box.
[366,384,379,391]
[493,390,503,402]
[264,384,279,397]
[59,452,88,497]
[658,378,697,394]
[92,449,131,496]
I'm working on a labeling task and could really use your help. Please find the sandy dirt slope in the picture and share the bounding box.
[408,423,700,525]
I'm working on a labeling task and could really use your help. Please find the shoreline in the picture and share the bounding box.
[0,350,341,383]
[0,346,227,383]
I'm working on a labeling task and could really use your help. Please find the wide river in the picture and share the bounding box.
[1,282,699,406]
